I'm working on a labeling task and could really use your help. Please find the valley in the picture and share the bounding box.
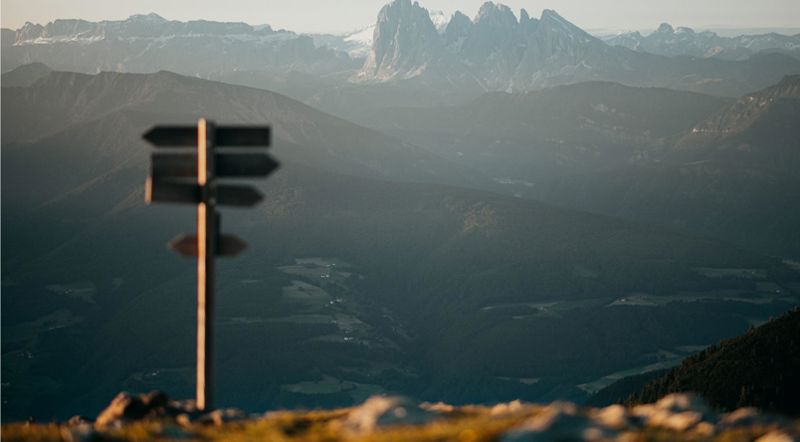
[2,0,799,425]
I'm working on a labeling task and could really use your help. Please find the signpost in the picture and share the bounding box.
[143,119,277,411]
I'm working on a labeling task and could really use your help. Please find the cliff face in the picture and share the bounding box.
[359,0,443,81]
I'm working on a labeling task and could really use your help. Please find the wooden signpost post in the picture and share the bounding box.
[143,119,278,411]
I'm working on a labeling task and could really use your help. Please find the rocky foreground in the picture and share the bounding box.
[3,392,799,441]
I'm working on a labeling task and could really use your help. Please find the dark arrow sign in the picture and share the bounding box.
[169,234,247,257]
[151,152,279,178]
[143,126,271,147]
[216,185,264,207]
[145,178,199,204]
[146,178,264,207]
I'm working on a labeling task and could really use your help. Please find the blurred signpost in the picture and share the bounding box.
[143,119,278,411]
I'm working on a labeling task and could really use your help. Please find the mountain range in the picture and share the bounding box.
[1,13,359,77]
[4,1,800,101]
[603,23,800,60]
[353,0,800,96]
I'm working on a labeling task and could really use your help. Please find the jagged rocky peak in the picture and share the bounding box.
[656,22,675,34]
[519,8,530,24]
[428,9,449,33]
[518,8,539,32]
[540,9,582,31]
[536,9,594,43]
[372,0,438,42]
[126,13,168,23]
[474,2,518,28]
[16,22,45,41]
[470,2,520,50]
[444,10,473,43]
[360,0,441,80]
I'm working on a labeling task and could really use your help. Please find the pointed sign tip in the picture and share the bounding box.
[168,234,247,257]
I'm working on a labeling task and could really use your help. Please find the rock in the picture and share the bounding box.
[195,408,247,426]
[591,404,634,430]
[632,393,714,432]
[94,391,198,428]
[503,402,617,442]
[67,415,93,426]
[345,395,435,433]
[654,393,710,414]
[490,399,525,416]
[720,407,785,429]
[93,390,249,429]
[60,423,95,442]
[757,432,797,442]
[421,401,455,413]
[95,392,152,428]
[176,413,193,428]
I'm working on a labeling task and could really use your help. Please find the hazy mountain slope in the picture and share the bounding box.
[364,76,800,256]
[363,81,732,176]
[626,309,800,415]
[677,74,800,152]
[563,77,800,256]
[0,62,52,87]
[213,68,485,122]
[4,69,797,420]
[611,75,800,255]
[0,68,482,188]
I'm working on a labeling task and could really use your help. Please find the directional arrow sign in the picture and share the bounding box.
[169,234,247,257]
[145,177,199,204]
[152,152,279,178]
[143,126,271,147]
[143,119,274,413]
[216,185,264,207]
[146,179,264,207]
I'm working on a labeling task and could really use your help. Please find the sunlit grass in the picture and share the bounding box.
[3,405,799,442]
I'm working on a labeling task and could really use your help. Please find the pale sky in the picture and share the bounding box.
[2,0,799,35]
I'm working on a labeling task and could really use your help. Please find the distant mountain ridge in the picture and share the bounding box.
[679,74,800,144]
[1,14,358,76]
[604,23,800,60]
[4,1,800,100]
[8,13,281,44]
[353,0,800,96]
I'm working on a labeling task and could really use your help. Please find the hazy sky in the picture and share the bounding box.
[2,0,799,34]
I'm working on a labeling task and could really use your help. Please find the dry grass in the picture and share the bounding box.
[3,405,798,442]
